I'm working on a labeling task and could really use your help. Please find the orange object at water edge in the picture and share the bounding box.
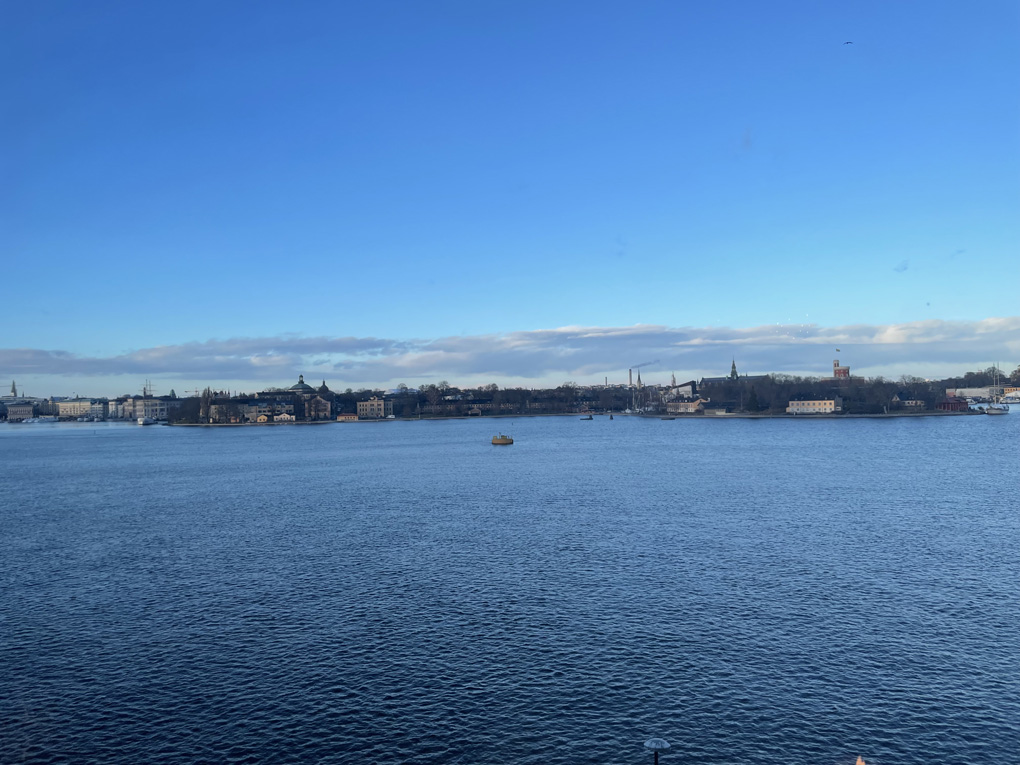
[857,758,866,765]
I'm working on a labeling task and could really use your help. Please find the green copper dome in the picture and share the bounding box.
[288,374,315,393]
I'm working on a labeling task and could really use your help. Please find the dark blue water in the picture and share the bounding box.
[2,415,1018,764]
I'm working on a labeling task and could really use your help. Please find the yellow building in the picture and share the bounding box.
[786,397,842,414]
[357,397,393,419]
[57,399,94,417]
[665,399,705,414]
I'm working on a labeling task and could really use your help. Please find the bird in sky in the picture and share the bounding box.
[844,41,854,45]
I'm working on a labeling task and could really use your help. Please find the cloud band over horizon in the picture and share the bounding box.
[3,318,1019,394]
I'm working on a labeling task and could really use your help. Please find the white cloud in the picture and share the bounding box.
[2,317,1018,395]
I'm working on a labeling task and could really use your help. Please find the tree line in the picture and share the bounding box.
[167,365,1019,422]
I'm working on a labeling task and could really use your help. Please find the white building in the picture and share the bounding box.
[946,387,1000,400]
[786,397,843,415]
[124,397,169,420]
[57,399,94,418]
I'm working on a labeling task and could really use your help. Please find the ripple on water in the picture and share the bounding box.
[1,416,1019,763]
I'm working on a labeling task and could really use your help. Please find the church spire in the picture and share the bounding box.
[10,380,16,397]
[730,359,738,380]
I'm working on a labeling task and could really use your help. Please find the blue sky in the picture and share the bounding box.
[3,1,1018,396]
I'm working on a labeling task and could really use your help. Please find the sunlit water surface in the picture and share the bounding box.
[2,415,1018,764]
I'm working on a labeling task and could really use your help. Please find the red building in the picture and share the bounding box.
[936,396,969,412]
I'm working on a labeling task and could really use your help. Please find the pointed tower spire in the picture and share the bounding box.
[10,380,16,397]
[730,359,738,380]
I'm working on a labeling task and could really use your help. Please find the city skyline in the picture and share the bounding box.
[4,316,1018,399]
[3,2,1018,397]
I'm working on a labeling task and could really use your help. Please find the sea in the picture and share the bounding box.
[1,414,1018,764]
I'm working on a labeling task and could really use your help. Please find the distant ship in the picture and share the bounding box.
[491,434,513,445]
[137,417,156,426]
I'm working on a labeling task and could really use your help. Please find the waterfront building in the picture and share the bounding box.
[703,403,733,415]
[208,402,241,423]
[240,399,295,423]
[357,396,393,419]
[305,395,332,421]
[786,397,843,414]
[336,413,358,422]
[57,399,95,418]
[36,399,60,416]
[892,392,925,408]
[946,387,998,400]
[936,396,969,412]
[259,376,339,420]
[128,397,169,421]
[665,398,705,414]
[6,402,36,421]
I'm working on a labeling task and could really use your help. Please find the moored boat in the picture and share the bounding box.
[492,434,513,445]
[986,366,1011,414]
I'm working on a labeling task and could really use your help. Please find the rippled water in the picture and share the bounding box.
[2,415,1018,764]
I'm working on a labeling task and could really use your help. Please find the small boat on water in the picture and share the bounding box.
[492,434,513,445]
[660,416,676,420]
[137,417,155,426]
[580,415,593,420]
